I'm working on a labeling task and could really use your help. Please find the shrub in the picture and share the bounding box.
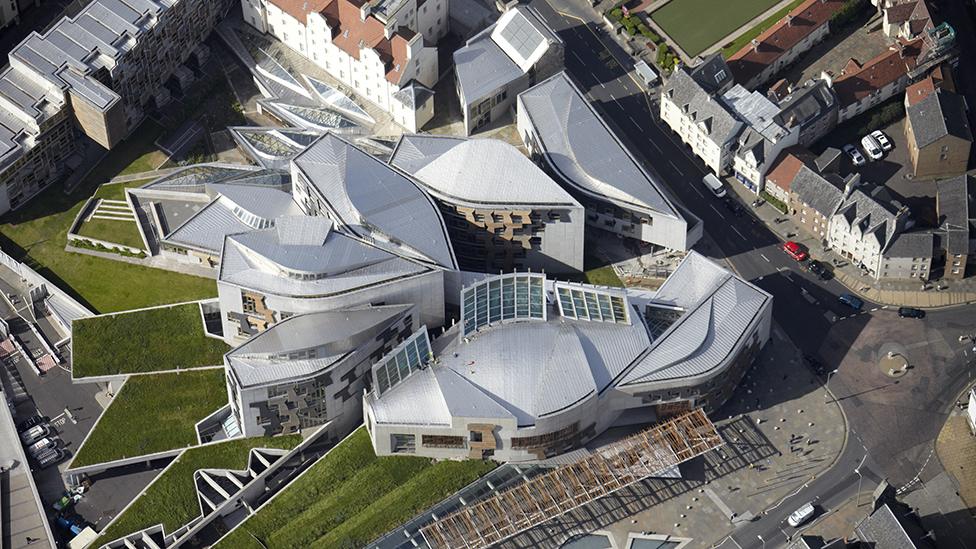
[832,0,869,28]
[760,190,788,214]
[638,23,661,43]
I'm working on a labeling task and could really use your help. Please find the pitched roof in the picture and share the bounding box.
[390,135,580,207]
[664,69,743,146]
[855,503,933,549]
[728,0,845,85]
[791,164,843,216]
[766,147,813,193]
[834,186,903,250]
[832,39,922,106]
[884,231,934,258]
[906,88,972,148]
[269,0,333,23]
[905,76,937,107]
[936,175,973,255]
[292,133,457,269]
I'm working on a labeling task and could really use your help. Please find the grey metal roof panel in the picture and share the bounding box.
[453,28,523,106]
[293,133,457,270]
[390,135,580,206]
[219,217,430,298]
[227,305,413,387]
[164,199,251,252]
[206,183,301,220]
[519,72,683,219]
[367,368,454,426]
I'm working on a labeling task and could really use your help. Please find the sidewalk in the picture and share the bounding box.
[724,177,976,309]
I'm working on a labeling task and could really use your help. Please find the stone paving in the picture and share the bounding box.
[780,12,889,86]
[508,323,847,549]
[936,414,976,510]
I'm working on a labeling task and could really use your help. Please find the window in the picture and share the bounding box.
[469,431,483,442]
[391,434,415,453]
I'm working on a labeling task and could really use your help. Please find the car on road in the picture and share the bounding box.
[860,134,884,160]
[898,307,926,319]
[871,130,893,151]
[782,241,808,261]
[838,294,864,311]
[17,415,48,433]
[787,502,816,527]
[843,144,866,166]
[723,197,743,217]
[806,259,830,279]
[702,173,727,198]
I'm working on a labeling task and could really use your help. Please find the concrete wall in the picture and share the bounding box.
[879,255,931,279]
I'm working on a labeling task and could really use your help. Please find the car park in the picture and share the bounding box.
[787,502,816,527]
[20,424,51,445]
[898,307,926,319]
[843,144,866,166]
[782,241,808,261]
[860,135,884,160]
[37,448,67,469]
[27,437,59,458]
[871,130,893,151]
[838,294,864,311]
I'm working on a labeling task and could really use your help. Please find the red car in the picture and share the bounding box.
[782,241,808,261]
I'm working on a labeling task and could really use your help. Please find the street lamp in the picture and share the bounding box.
[825,368,839,402]
[757,535,765,549]
[854,453,868,508]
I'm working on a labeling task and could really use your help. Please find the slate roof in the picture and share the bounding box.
[773,79,838,132]
[791,164,843,217]
[834,185,903,251]
[292,133,457,269]
[855,503,932,549]
[389,134,580,206]
[688,53,734,94]
[936,175,973,255]
[884,231,934,258]
[906,88,972,149]
[664,69,744,147]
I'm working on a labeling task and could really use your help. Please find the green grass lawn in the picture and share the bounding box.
[70,370,228,468]
[214,429,496,549]
[72,303,229,378]
[0,122,217,314]
[96,435,302,544]
[651,0,784,57]
[585,265,625,288]
[76,217,145,250]
[721,0,808,57]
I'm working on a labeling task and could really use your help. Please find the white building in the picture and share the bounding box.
[364,252,772,462]
[224,304,419,438]
[453,5,563,135]
[827,183,908,278]
[519,72,702,251]
[390,134,585,273]
[241,0,440,131]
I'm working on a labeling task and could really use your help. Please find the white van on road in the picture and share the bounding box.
[787,502,816,527]
[702,173,727,198]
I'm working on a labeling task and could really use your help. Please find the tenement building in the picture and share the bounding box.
[389,134,585,273]
[519,71,702,252]
[241,0,441,131]
[364,252,772,462]
[0,0,229,214]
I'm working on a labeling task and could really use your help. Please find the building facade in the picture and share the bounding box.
[364,252,772,462]
[241,0,440,131]
[454,5,563,135]
[225,305,418,438]
[829,39,922,122]
[0,0,229,214]
[520,72,702,252]
[904,88,971,179]
[390,134,585,273]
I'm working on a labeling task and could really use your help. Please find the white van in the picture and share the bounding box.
[787,502,815,527]
[702,174,726,198]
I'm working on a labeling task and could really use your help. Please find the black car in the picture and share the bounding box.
[16,415,48,433]
[806,260,832,280]
[723,197,743,217]
[898,307,925,319]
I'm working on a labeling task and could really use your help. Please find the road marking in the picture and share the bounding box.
[687,181,704,198]
[646,138,662,153]
[571,50,584,64]
[668,160,683,175]
[709,204,726,219]
[731,226,745,239]
[870,307,880,312]
[609,92,617,101]
[629,116,641,129]
[760,253,770,263]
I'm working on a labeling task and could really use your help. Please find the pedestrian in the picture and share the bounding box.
[26,537,39,545]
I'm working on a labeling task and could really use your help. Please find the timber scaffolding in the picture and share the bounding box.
[420,409,723,549]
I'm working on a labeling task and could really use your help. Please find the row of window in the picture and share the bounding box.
[461,273,546,336]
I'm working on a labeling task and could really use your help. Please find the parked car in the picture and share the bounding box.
[860,134,884,160]
[37,448,66,469]
[20,424,51,445]
[723,197,743,217]
[17,415,48,433]
[843,144,866,166]
[27,437,59,458]
[782,241,808,261]
[702,173,727,198]
[807,260,824,276]
[898,307,926,319]
[871,130,893,151]
[788,502,816,527]
[838,294,864,311]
